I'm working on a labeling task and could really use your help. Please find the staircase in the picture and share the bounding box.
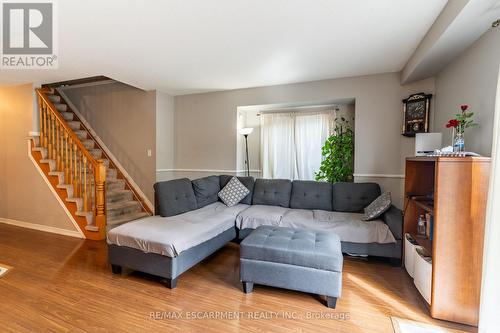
[30,87,151,240]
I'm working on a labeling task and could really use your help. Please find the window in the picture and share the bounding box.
[260,111,333,180]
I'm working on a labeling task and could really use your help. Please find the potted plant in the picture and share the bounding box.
[315,117,354,183]
[445,104,477,152]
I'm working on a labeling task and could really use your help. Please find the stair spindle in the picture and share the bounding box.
[61,125,65,171]
[78,151,83,199]
[43,103,49,149]
[38,96,44,147]
[47,112,52,159]
[69,138,73,187]
[64,133,69,182]
[51,113,56,161]
[91,168,95,211]
[60,123,64,171]
[41,103,45,148]
[73,143,78,197]
[83,157,88,212]
[56,122,61,171]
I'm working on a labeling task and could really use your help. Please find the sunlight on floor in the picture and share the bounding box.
[0,264,12,278]
[346,272,434,324]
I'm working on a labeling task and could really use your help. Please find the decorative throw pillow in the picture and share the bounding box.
[218,176,250,207]
[362,192,391,221]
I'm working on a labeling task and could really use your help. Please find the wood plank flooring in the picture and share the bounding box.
[0,224,476,332]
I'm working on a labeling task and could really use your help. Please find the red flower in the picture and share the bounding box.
[460,104,468,111]
[446,119,459,128]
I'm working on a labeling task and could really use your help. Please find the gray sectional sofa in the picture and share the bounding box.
[107,175,403,288]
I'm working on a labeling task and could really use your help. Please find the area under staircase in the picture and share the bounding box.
[30,87,151,240]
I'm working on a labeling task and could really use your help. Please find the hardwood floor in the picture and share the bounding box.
[0,224,476,333]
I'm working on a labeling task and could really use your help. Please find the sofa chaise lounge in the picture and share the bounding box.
[107,175,403,288]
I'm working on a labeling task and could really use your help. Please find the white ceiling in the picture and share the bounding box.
[1,0,448,94]
[402,0,500,83]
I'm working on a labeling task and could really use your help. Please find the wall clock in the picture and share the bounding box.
[402,93,432,137]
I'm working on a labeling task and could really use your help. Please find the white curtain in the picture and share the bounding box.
[261,113,297,179]
[261,111,333,180]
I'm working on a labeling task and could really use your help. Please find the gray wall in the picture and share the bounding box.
[63,83,157,202]
[434,28,500,156]
[174,72,436,207]
[156,91,175,181]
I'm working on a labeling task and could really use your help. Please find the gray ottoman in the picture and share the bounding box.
[240,226,343,308]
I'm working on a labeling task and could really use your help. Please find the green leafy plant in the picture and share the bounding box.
[315,117,354,183]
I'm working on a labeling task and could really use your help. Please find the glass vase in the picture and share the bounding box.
[453,130,465,152]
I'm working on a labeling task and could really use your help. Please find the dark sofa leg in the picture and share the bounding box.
[326,296,337,309]
[163,278,177,289]
[111,264,122,274]
[242,281,254,294]
[389,258,402,267]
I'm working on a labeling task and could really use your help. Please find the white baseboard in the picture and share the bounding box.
[0,218,84,238]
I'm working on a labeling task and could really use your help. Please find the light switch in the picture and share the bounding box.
[147,149,152,157]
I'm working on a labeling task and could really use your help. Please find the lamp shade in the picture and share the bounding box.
[239,127,254,135]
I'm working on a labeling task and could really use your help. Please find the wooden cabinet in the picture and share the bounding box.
[403,156,491,326]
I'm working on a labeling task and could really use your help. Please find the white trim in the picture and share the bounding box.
[27,140,85,238]
[354,173,405,179]
[157,170,399,178]
[0,218,83,238]
[57,88,154,212]
[29,131,40,137]
[156,168,262,173]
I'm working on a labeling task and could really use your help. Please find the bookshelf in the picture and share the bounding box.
[403,156,491,326]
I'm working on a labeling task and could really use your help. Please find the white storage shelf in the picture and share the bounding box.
[404,233,432,305]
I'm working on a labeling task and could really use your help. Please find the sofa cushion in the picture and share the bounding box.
[332,182,381,213]
[252,179,292,207]
[362,192,392,221]
[154,178,197,217]
[192,176,220,208]
[240,226,342,272]
[281,209,396,244]
[235,204,288,229]
[220,175,254,205]
[218,177,250,207]
[290,180,333,211]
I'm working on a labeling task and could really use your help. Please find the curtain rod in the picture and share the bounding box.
[257,105,340,116]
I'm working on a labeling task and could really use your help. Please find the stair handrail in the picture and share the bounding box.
[36,88,107,233]
[37,88,99,166]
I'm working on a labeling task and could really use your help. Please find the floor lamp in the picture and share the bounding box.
[239,127,254,176]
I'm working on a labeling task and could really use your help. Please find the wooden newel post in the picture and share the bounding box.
[94,160,107,229]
